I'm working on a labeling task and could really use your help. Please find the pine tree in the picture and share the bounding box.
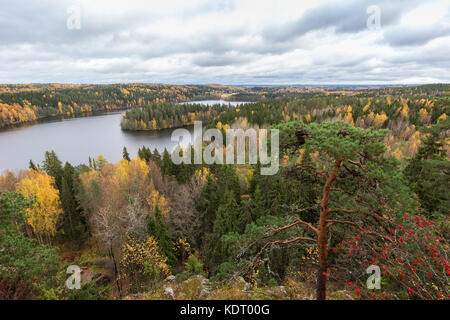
[248,120,415,300]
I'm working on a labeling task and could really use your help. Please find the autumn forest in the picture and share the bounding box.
[0,83,449,301]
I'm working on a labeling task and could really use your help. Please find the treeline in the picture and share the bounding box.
[120,102,229,131]
[211,89,449,128]
[209,87,449,159]
[0,84,243,128]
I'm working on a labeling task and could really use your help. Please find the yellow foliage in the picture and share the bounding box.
[192,167,211,185]
[120,236,170,279]
[16,170,62,241]
[419,108,430,125]
[373,112,388,128]
[344,112,354,126]
[363,102,371,112]
[305,114,311,122]
[437,113,447,122]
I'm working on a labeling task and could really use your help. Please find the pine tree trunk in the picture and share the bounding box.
[316,216,328,300]
[316,160,342,300]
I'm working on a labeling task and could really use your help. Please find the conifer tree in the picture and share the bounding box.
[42,150,64,191]
[206,189,241,272]
[122,146,131,161]
[147,206,176,268]
[404,119,449,216]
[29,160,36,170]
[60,162,85,244]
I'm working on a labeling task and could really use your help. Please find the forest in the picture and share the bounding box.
[120,102,229,131]
[0,84,245,128]
[0,84,448,300]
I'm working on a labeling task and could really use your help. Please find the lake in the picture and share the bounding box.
[0,100,249,172]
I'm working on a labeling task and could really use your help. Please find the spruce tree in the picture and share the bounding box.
[60,162,85,245]
[206,189,241,272]
[42,150,64,191]
[122,146,131,161]
[29,160,36,170]
[147,206,176,268]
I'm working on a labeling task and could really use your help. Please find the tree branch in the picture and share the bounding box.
[347,159,365,169]
[327,208,357,214]
[241,236,317,274]
[330,187,352,195]
[326,219,393,242]
[240,218,319,257]
[297,165,328,180]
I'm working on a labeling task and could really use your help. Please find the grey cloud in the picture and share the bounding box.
[263,0,420,42]
[0,0,449,84]
[191,52,254,67]
[381,12,450,47]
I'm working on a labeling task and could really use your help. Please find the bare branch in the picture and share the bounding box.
[240,218,319,257]
[242,236,317,274]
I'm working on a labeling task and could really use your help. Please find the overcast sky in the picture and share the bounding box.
[0,0,449,85]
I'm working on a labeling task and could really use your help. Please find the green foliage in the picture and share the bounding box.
[0,192,61,297]
[39,288,59,300]
[0,191,33,231]
[147,206,177,268]
[275,120,415,215]
[65,282,112,300]
[122,146,131,161]
[42,150,64,191]
[185,254,205,275]
[121,102,228,131]
[404,119,450,217]
[60,162,86,245]
[0,83,244,128]
[177,253,206,281]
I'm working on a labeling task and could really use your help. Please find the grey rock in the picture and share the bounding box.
[165,275,176,282]
[199,288,211,299]
[163,286,175,300]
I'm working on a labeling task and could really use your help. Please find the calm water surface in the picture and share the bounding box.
[0,100,248,171]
